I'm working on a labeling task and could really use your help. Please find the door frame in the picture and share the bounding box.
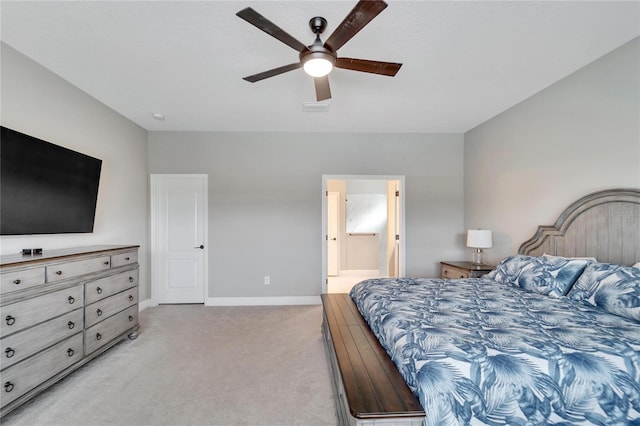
[327,191,340,276]
[150,174,209,306]
[321,175,406,294]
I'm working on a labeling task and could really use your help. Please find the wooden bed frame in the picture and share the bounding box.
[518,188,640,264]
[321,188,640,426]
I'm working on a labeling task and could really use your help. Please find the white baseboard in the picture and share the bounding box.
[138,298,155,311]
[206,296,321,306]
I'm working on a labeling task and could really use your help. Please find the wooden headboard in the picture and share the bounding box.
[518,188,640,265]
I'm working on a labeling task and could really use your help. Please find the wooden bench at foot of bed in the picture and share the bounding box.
[321,293,425,426]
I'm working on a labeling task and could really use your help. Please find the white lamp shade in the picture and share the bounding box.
[467,230,492,248]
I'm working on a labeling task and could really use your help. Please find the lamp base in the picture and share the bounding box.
[471,248,485,265]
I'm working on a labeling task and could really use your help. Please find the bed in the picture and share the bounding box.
[323,188,640,426]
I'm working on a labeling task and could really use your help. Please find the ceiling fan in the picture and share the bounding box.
[236,0,402,101]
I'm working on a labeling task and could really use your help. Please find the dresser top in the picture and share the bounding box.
[1,245,139,268]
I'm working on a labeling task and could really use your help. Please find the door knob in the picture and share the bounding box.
[195,245,204,249]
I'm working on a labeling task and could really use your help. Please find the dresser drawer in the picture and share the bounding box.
[440,265,469,279]
[85,270,138,305]
[1,309,83,370]
[1,268,45,294]
[110,251,138,268]
[1,286,83,336]
[1,333,83,407]
[85,305,138,355]
[46,256,111,283]
[85,288,138,328]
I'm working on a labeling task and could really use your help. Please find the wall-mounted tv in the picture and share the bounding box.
[1,126,102,235]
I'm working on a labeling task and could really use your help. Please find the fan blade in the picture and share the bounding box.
[314,76,332,101]
[324,0,388,52]
[335,58,402,76]
[243,63,302,83]
[237,7,309,53]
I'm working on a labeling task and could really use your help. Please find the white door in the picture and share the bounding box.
[327,191,339,276]
[393,181,401,277]
[151,174,207,304]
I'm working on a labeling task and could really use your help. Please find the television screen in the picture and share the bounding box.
[1,126,102,235]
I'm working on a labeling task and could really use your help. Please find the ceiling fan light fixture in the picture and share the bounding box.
[238,1,402,101]
[303,57,333,77]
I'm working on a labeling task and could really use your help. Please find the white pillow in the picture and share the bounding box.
[543,253,597,263]
[634,262,640,269]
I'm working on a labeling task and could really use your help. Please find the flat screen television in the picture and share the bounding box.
[1,126,102,235]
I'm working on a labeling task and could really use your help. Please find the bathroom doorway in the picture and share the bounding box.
[321,175,405,294]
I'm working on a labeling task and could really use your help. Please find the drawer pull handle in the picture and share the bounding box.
[68,296,75,304]
[13,279,21,285]
[128,315,134,322]
[97,287,103,295]
[5,347,15,358]
[129,276,134,283]
[68,321,75,329]
[4,382,14,393]
[96,333,102,341]
[67,348,75,357]
[5,315,16,326]
[129,295,134,302]
[104,261,110,266]
[125,257,131,261]
[97,309,103,317]
[55,270,62,275]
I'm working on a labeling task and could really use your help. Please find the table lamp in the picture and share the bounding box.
[467,229,492,265]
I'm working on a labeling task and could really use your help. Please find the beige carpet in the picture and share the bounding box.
[1,305,337,426]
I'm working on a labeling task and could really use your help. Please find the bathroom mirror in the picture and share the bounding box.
[346,194,387,233]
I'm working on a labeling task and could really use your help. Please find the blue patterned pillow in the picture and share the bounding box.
[567,263,640,322]
[487,255,591,297]
[486,255,529,284]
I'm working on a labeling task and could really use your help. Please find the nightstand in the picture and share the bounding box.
[440,261,494,279]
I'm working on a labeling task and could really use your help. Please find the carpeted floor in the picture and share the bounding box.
[1,305,337,426]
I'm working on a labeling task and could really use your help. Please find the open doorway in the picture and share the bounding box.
[322,175,405,294]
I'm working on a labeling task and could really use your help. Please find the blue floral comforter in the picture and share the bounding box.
[349,277,640,425]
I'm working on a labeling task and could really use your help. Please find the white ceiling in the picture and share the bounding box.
[1,1,638,133]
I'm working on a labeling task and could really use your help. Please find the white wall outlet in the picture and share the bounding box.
[264,276,270,285]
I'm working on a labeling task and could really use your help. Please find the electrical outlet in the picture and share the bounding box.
[264,276,270,285]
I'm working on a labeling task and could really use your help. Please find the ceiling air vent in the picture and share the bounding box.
[302,102,330,112]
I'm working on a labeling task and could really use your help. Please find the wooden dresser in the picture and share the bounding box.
[0,245,139,417]
[440,261,494,279]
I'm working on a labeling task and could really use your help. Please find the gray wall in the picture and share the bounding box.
[148,132,465,298]
[464,38,640,264]
[0,43,151,301]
